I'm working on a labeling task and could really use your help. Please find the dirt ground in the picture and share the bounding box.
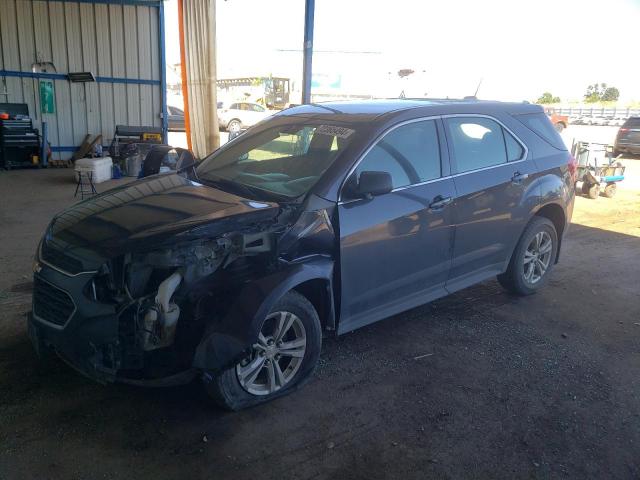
[1,157,639,479]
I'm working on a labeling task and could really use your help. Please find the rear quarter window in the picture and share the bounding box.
[514,112,566,150]
[622,117,640,128]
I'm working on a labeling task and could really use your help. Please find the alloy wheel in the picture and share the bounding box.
[523,231,553,285]
[236,311,307,396]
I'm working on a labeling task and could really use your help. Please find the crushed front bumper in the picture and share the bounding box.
[29,266,196,387]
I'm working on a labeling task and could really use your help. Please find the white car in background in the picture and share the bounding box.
[608,116,627,127]
[217,101,273,133]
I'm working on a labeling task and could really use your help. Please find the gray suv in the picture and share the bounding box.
[29,99,576,410]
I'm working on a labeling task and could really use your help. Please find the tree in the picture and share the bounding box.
[537,92,561,104]
[601,87,620,102]
[584,83,620,103]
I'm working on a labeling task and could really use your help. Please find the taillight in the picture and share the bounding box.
[619,128,629,133]
[568,154,577,183]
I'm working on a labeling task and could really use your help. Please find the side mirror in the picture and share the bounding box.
[351,171,393,199]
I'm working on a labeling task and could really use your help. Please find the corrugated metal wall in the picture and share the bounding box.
[0,0,162,159]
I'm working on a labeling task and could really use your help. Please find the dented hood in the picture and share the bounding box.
[46,174,280,260]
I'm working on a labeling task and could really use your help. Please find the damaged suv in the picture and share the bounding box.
[29,100,575,410]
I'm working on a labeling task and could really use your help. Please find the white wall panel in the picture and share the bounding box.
[0,1,24,104]
[16,1,38,121]
[32,1,61,158]
[80,3,101,137]
[149,6,161,116]
[0,0,163,159]
[137,6,153,126]
[109,4,128,132]
[65,2,88,147]
[49,2,74,158]
[94,3,115,142]
[123,5,141,126]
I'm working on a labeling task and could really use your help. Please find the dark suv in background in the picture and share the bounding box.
[29,99,575,410]
[614,116,640,156]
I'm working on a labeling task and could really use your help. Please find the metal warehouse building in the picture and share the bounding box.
[0,0,166,160]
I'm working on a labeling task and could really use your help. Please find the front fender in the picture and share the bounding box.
[192,257,334,372]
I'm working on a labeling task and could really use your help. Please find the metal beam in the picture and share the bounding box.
[301,0,315,104]
[0,69,160,86]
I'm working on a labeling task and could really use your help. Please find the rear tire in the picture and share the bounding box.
[203,291,322,411]
[497,217,558,296]
[554,123,565,133]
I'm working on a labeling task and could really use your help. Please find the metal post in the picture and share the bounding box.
[41,121,48,167]
[159,0,169,143]
[301,0,315,104]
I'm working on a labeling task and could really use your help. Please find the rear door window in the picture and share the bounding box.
[444,117,509,173]
[354,120,441,189]
[514,112,566,150]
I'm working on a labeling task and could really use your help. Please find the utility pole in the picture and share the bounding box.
[302,0,315,104]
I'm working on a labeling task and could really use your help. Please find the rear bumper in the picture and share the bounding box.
[615,142,640,154]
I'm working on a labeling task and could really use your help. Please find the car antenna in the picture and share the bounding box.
[472,77,483,98]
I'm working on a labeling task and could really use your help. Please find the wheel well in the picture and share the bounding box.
[535,203,566,262]
[293,279,333,331]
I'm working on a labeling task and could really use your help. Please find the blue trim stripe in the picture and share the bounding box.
[0,69,160,86]
[51,146,110,153]
[51,146,80,152]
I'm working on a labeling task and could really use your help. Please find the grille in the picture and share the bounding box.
[41,241,84,274]
[33,276,75,326]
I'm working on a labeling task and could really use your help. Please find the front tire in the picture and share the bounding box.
[227,119,242,134]
[554,122,565,133]
[603,183,617,198]
[497,217,558,296]
[203,291,322,411]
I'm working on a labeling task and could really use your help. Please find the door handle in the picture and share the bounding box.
[512,171,529,184]
[429,195,452,210]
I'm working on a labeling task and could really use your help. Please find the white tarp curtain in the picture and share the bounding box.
[182,0,220,157]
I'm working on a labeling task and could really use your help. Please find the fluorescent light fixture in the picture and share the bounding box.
[68,72,96,83]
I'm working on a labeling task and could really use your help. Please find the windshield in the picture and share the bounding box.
[196,122,356,199]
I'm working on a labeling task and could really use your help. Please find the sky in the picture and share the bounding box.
[164,0,640,103]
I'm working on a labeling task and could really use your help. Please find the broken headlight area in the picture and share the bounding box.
[81,230,279,380]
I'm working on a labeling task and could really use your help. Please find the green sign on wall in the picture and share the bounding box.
[39,80,55,114]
